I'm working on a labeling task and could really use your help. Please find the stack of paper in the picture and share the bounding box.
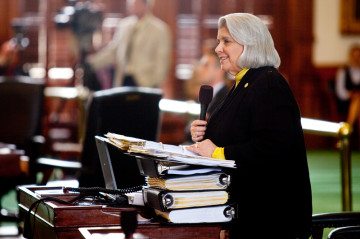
[105,133,146,150]
[104,132,236,224]
[105,132,236,168]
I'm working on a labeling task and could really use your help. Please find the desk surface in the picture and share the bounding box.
[18,186,227,239]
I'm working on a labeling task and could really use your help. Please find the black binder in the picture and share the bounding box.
[136,155,226,178]
[136,155,166,178]
[143,187,229,211]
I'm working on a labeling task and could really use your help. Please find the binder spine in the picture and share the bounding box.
[143,188,169,211]
[136,157,161,177]
[157,164,170,176]
[161,193,174,209]
[218,174,231,187]
[223,206,236,219]
[224,204,238,219]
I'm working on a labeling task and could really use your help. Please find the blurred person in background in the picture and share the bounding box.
[87,0,171,88]
[0,40,18,76]
[0,19,29,76]
[335,44,360,125]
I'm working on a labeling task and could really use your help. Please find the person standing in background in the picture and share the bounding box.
[87,0,171,88]
[335,44,360,125]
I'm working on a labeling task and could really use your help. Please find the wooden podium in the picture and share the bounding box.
[18,186,227,239]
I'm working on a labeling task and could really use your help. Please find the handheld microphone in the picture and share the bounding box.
[198,85,213,120]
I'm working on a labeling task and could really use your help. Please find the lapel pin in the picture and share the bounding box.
[244,83,249,88]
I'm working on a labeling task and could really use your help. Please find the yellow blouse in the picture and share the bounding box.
[235,68,249,87]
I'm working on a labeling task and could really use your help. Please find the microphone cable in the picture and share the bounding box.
[63,185,143,195]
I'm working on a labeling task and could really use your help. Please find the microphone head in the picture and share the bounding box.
[198,85,213,105]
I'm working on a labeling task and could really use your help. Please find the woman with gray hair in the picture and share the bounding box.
[187,13,312,239]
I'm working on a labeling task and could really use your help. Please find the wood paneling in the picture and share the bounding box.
[1,0,316,99]
[0,0,21,44]
[152,0,179,98]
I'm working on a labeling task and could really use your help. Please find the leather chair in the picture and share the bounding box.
[312,212,360,239]
[328,226,360,239]
[0,147,28,225]
[37,86,163,188]
[0,76,44,153]
[0,76,44,231]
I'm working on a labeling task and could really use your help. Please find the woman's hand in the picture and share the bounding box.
[190,119,207,142]
[186,139,217,158]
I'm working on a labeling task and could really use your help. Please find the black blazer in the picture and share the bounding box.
[207,84,229,115]
[206,67,312,238]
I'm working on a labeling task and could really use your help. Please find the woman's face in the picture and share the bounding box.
[215,26,244,75]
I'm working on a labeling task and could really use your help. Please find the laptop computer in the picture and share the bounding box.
[95,136,145,206]
[95,135,145,189]
[95,136,117,190]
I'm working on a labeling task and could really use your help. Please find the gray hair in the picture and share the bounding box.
[218,13,281,68]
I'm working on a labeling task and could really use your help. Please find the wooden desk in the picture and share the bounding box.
[18,186,226,239]
[79,225,224,239]
[18,186,126,239]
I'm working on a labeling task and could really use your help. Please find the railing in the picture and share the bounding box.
[301,118,352,211]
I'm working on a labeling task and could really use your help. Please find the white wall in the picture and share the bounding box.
[313,0,360,66]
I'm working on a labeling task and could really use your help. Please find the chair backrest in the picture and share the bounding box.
[0,76,44,147]
[312,212,360,239]
[78,86,162,187]
[329,226,360,239]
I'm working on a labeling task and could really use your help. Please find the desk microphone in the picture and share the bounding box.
[198,85,213,120]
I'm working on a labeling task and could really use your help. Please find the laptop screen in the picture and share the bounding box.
[95,136,145,190]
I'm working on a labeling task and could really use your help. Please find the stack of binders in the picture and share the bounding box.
[141,165,235,223]
[104,133,236,223]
